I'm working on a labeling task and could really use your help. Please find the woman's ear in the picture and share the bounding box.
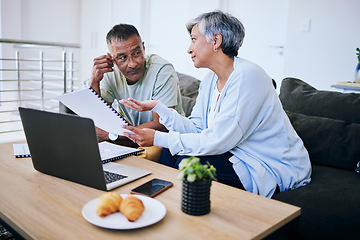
[213,33,222,49]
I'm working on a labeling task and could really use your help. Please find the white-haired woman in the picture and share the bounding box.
[120,11,311,197]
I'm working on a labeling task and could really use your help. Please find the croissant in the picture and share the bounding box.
[120,195,145,222]
[96,192,123,217]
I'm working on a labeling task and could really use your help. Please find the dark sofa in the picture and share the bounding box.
[177,74,360,240]
[268,78,360,240]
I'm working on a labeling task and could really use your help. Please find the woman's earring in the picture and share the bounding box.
[214,47,217,52]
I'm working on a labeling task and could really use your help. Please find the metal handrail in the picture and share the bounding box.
[0,58,68,62]
[0,39,80,143]
[1,68,74,71]
[0,38,80,48]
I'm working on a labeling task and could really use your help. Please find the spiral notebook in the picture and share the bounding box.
[12,142,143,163]
[98,141,143,164]
[13,143,31,158]
[57,87,132,136]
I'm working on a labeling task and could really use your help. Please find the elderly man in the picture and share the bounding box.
[90,23,184,147]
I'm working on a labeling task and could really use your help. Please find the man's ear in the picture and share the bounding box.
[213,33,222,49]
[142,42,146,52]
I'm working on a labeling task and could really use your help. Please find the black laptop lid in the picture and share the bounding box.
[19,107,107,190]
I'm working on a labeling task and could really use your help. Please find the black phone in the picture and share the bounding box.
[130,178,173,198]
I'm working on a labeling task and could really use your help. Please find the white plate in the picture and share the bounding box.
[82,194,166,229]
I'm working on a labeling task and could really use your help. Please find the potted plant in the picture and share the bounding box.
[177,156,216,216]
[355,48,360,83]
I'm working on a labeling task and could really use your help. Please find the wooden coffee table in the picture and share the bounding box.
[0,141,300,239]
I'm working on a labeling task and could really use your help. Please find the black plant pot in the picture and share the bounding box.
[181,179,212,216]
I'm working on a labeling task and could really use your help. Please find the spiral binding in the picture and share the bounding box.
[89,87,130,126]
[101,148,144,164]
[15,153,31,158]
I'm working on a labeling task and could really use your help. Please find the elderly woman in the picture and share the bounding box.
[120,11,311,197]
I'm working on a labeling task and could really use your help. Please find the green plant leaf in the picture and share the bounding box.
[178,157,217,182]
[178,158,190,170]
[187,173,197,182]
[177,171,185,180]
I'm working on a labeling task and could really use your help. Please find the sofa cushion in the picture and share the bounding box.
[286,111,360,170]
[280,77,360,123]
[177,72,200,99]
[181,95,197,117]
[177,72,200,117]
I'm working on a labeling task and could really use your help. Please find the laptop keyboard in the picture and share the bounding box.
[104,171,128,184]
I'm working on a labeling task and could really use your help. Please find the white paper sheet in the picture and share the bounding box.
[57,88,133,136]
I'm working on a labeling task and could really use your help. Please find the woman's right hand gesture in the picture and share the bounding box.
[119,98,158,112]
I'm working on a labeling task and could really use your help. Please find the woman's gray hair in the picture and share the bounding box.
[186,10,245,58]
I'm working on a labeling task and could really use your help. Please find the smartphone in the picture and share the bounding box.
[130,178,173,198]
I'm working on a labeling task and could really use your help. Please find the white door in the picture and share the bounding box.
[227,0,288,90]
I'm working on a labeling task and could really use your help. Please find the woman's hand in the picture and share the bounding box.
[123,125,155,147]
[119,98,158,112]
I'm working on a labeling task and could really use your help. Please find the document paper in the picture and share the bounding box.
[57,88,132,136]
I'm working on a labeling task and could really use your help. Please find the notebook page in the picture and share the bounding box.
[57,88,133,136]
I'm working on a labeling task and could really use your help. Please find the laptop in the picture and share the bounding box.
[18,107,151,191]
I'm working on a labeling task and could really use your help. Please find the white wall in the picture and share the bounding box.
[1,0,22,39]
[284,0,360,90]
[1,0,360,90]
[1,0,80,43]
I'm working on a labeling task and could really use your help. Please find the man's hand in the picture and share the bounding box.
[119,98,158,112]
[95,127,109,142]
[91,53,114,84]
[122,125,155,147]
[96,126,140,148]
